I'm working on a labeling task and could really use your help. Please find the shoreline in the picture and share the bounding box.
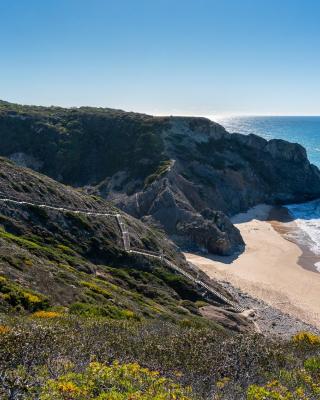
[268,206,320,273]
[214,278,320,337]
[185,204,320,331]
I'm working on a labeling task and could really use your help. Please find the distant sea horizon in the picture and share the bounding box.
[215,115,320,270]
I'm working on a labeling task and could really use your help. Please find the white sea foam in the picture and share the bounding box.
[315,262,320,273]
[286,199,320,269]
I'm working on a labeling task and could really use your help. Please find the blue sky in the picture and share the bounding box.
[1,0,320,116]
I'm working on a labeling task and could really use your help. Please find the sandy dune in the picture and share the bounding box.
[185,205,320,328]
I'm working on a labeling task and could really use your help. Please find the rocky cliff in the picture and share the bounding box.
[1,101,319,255]
[119,117,320,254]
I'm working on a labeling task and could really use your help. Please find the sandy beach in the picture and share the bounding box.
[185,204,320,329]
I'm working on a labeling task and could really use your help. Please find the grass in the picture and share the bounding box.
[0,224,208,324]
[144,159,172,187]
[0,226,91,267]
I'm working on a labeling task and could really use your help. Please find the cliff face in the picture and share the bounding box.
[1,101,320,255]
[112,117,320,254]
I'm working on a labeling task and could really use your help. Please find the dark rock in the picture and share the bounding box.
[200,305,255,333]
[177,212,244,256]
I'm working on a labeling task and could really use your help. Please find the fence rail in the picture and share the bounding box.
[0,195,244,312]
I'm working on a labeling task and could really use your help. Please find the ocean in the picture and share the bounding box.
[216,116,320,269]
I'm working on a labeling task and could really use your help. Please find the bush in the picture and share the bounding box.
[144,159,172,186]
[0,275,49,312]
[80,281,112,299]
[247,367,320,399]
[0,324,10,334]
[247,355,320,399]
[65,213,91,230]
[2,316,320,399]
[40,361,194,400]
[69,302,111,317]
[292,331,320,346]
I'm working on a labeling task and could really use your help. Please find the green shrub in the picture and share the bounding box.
[69,302,136,320]
[80,281,112,299]
[66,213,91,230]
[69,302,111,317]
[40,361,194,400]
[180,300,200,315]
[27,204,49,220]
[0,315,308,399]
[292,331,320,347]
[0,276,49,312]
[144,159,172,186]
[247,356,320,399]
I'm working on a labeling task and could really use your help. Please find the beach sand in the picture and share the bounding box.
[185,204,320,329]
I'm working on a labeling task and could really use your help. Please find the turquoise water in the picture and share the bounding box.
[216,116,320,268]
[216,116,320,168]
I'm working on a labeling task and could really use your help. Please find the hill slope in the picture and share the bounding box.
[1,100,319,255]
[0,157,252,331]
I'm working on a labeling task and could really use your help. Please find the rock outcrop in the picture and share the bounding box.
[115,117,320,254]
[200,305,256,333]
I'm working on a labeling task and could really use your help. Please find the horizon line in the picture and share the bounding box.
[2,99,320,119]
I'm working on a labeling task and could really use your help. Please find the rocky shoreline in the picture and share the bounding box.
[219,279,320,338]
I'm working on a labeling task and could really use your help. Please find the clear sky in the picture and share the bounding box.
[1,0,320,116]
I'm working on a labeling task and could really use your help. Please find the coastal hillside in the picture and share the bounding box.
[1,100,320,255]
[1,111,320,399]
[1,158,320,400]
[0,156,251,330]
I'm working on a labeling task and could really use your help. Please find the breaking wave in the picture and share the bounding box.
[286,199,320,271]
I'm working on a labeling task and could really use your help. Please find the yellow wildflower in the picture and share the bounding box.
[0,325,10,334]
[32,311,62,318]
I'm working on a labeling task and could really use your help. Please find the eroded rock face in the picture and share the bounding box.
[115,117,320,255]
[177,216,243,256]
[118,168,245,255]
